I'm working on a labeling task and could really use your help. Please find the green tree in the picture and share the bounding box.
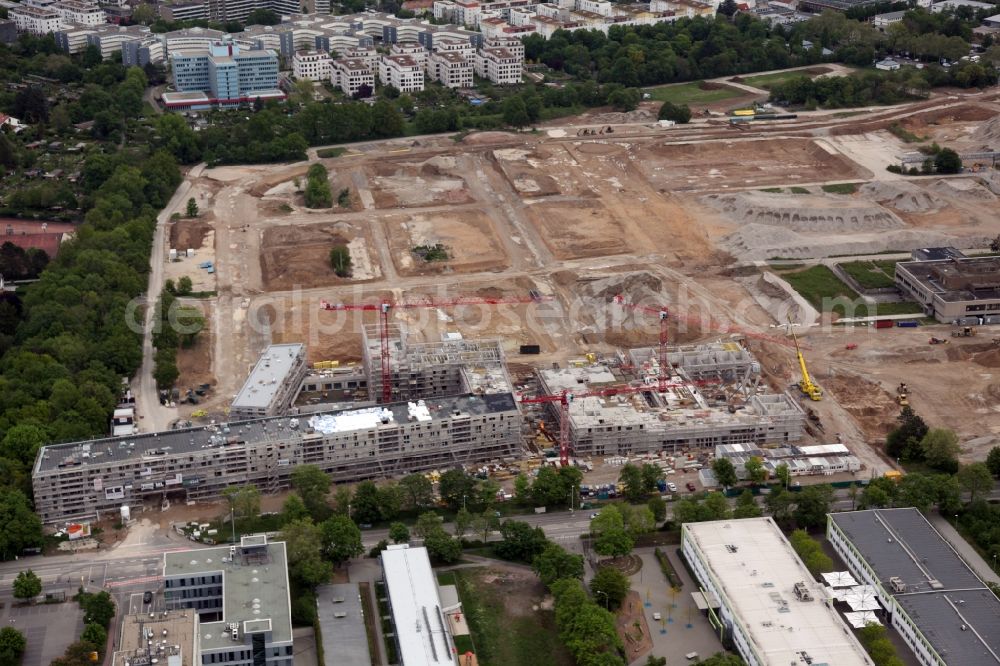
[186,197,199,217]
[765,487,795,523]
[495,520,549,562]
[658,101,692,123]
[281,494,310,524]
[350,481,381,525]
[712,458,738,488]
[388,522,410,544]
[647,495,667,522]
[886,406,929,461]
[453,507,473,538]
[934,147,963,174]
[78,590,115,628]
[0,627,27,666]
[775,462,791,489]
[618,464,647,502]
[414,512,444,539]
[921,428,960,472]
[695,653,743,666]
[51,640,101,666]
[590,566,630,610]
[793,484,834,529]
[898,473,937,512]
[620,503,655,538]
[400,473,434,509]
[290,465,330,520]
[733,490,762,518]
[594,523,634,559]
[281,518,333,586]
[304,163,332,208]
[744,456,767,484]
[0,424,47,466]
[221,485,260,521]
[424,529,462,564]
[80,623,107,652]
[958,462,994,503]
[0,489,42,560]
[859,477,897,509]
[704,492,731,521]
[319,514,363,566]
[606,87,641,111]
[329,245,352,277]
[470,510,500,543]
[377,484,403,522]
[987,446,1000,477]
[532,542,584,587]
[438,469,477,512]
[177,276,193,296]
[12,570,41,601]
[502,96,530,127]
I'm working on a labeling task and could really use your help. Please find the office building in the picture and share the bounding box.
[291,49,333,81]
[9,1,63,36]
[379,54,425,92]
[474,43,521,83]
[427,49,473,87]
[331,57,375,96]
[230,343,308,421]
[112,609,197,666]
[828,509,1000,666]
[164,536,293,666]
[380,545,459,666]
[682,517,874,666]
[164,41,282,110]
[54,0,105,25]
[895,251,1000,322]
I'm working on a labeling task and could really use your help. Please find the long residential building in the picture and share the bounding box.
[683,517,874,666]
[828,508,1000,666]
[32,391,520,524]
[230,343,309,422]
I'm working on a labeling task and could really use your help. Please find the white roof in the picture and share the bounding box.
[821,571,859,588]
[683,518,873,666]
[844,611,881,629]
[380,546,456,666]
[231,343,304,410]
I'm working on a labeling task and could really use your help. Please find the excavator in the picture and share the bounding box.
[790,325,822,401]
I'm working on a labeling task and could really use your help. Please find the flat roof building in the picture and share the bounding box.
[164,535,293,666]
[169,40,281,110]
[315,584,372,666]
[828,508,1000,666]
[112,609,197,666]
[332,57,375,96]
[895,254,1000,322]
[682,517,874,666]
[380,545,458,665]
[230,343,308,421]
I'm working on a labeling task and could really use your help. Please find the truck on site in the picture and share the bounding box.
[789,324,822,401]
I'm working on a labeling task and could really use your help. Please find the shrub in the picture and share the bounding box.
[329,245,352,278]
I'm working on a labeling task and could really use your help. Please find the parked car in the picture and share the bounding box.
[143,590,153,604]
[686,482,697,492]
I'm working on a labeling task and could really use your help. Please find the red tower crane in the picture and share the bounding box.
[612,294,671,392]
[320,294,553,403]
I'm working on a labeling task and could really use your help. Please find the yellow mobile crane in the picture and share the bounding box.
[789,325,822,401]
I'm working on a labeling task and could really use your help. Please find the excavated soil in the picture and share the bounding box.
[702,192,905,232]
[859,181,941,213]
[170,216,213,251]
[525,200,631,259]
[369,156,475,208]
[259,221,378,290]
[381,211,508,276]
[823,373,898,440]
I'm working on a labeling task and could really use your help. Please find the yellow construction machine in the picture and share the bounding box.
[790,326,822,401]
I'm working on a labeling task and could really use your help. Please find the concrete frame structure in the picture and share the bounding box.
[895,253,1000,322]
[682,517,874,666]
[164,536,293,666]
[828,509,1000,666]
[534,352,804,457]
[291,49,333,81]
[331,57,375,96]
[380,545,459,666]
[230,344,308,422]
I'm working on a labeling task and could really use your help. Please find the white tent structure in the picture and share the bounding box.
[844,589,881,612]
[844,611,881,629]
[822,571,859,588]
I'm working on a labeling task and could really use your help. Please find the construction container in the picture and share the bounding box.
[520,344,541,354]
[168,248,177,261]
[732,109,755,117]
[874,320,894,329]
[896,320,919,328]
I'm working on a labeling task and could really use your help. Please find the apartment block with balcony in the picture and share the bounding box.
[292,49,333,81]
[378,53,424,92]
[331,57,375,96]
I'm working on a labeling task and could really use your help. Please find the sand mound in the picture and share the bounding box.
[859,181,941,213]
[702,192,904,232]
[972,348,1000,368]
[970,114,1000,149]
[930,179,996,201]
[719,225,986,261]
[979,173,1000,195]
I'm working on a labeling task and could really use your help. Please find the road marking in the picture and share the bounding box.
[107,575,163,589]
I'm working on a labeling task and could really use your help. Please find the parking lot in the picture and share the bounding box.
[1,597,84,666]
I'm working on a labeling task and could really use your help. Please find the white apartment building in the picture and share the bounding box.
[475,45,521,84]
[390,40,427,69]
[428,50,472,88]
[292,49,333,81]
[483,35,523,58]
[9,1,62,35]
[332,57,375,96]
[342,44,378,69]
[379,54,424,92]
[55,0,105,25]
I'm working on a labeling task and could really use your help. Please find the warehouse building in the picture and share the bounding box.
[828,508,1000,666]
[682,517,874,666]
[895,252,1000,322]
[164,535,294,666]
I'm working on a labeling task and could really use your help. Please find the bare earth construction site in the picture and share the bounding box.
[167,89,1000,475]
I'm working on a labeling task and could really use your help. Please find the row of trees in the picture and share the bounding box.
[303,163,332,209]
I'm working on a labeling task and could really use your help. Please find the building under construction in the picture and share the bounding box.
[534,343,804,457]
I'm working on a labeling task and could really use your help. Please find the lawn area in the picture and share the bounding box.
[644,81,744,105]
[780,265,922,317]
[740,70,813,89]
[453,569,573,666]
[840,260,896,289]
[821,182,861,194]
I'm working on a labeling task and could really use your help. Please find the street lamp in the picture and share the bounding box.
[595,590,609,610]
